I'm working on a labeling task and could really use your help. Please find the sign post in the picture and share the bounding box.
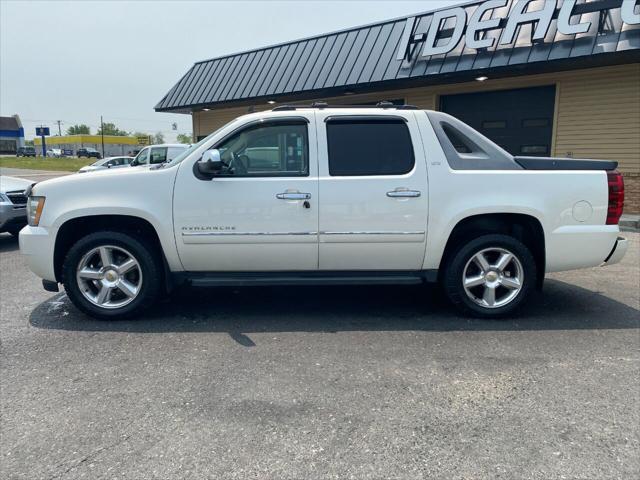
[35,127,50,157]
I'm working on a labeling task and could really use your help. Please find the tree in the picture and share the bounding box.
[25,139,34,146]
[176,133,192,144]
[97,122,129,136]
[66,124,91,135]
[152,132,165,144]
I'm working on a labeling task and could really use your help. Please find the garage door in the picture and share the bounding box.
[440,86,556,157]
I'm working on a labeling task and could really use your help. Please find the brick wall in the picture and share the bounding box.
[624,173,640,214]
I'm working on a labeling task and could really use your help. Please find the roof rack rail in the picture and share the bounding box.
[272,102,419,112]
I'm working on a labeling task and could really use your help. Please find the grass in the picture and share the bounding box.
[0,156,91,172]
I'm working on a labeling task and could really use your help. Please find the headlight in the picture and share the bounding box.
[0,193,10,203]
[27,196,46,226]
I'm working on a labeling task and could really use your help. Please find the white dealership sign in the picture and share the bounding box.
[397,0,640,61]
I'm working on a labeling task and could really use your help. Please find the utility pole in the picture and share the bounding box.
[100,115,105,157]
[56,120,62,136]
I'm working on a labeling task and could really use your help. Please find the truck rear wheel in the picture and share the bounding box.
[442,234,536,318]
[62,231,162,320]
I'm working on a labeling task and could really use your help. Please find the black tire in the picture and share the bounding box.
[8,227,22,237]
[62,231,163,320]
[442,234,536,319]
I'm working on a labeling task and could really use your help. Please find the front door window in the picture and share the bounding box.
[215,122,308,177]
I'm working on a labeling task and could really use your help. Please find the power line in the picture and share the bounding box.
[22,118,190,132]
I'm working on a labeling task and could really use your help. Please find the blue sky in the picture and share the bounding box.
[1,0,461,140]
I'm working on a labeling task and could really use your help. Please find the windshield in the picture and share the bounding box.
[91,159,105,166]
[163,118,240,168]
[132,148,149,166]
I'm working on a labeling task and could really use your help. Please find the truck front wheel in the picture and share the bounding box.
[62,231,162,320]
[442,234,536,318]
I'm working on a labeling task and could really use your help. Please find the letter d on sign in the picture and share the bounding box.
[422,7,467,57]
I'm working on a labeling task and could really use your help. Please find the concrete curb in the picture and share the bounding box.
[620,214,640,232]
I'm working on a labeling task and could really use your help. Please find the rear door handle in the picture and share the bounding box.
[276,192,311,200]
[386,189,421,198]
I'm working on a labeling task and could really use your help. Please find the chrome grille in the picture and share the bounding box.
[6,190,27,206]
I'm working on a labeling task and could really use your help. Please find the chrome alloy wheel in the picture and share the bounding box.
[75,245,143,309]
[462,247,524,309]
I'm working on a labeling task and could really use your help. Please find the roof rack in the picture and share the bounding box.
[272,101,419,112]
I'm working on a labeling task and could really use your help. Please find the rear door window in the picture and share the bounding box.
[326,118,414,176]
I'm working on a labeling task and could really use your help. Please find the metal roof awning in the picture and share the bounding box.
[155,0,640,113]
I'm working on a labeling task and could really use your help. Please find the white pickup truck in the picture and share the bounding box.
[19,104,627,319]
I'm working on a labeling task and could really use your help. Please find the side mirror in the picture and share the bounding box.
[196,149,224,177]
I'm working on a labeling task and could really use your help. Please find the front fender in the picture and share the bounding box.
[33,167,183,272]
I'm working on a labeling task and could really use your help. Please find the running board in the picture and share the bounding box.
[179,270,437,287]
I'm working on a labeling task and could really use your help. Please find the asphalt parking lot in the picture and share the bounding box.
[1,167,72,183]
[1,231,638,479]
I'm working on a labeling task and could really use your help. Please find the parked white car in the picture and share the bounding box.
[78,156,134,174]
[46,148,63,158]
[130,144,189,167]
[19,106,627,319]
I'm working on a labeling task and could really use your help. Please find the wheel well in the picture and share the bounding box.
[54,215,164,282]
[439,213,546,288]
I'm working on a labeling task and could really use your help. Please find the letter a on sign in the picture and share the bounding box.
[500,0,556,45]
[422,7,467,57]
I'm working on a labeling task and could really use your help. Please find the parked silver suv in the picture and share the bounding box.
[0,176,32,236]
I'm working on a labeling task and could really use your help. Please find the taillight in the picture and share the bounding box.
[606,171,624,225]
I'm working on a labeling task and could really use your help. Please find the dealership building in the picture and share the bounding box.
[156,0,640,212]
[0,115,25,154]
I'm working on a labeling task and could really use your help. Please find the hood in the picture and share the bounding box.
[0,175,33,193]
[30,164,164,196]
[78,165,104,172]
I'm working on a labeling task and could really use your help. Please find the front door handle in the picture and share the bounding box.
[386,189,421,198]
[276,192,311,200]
